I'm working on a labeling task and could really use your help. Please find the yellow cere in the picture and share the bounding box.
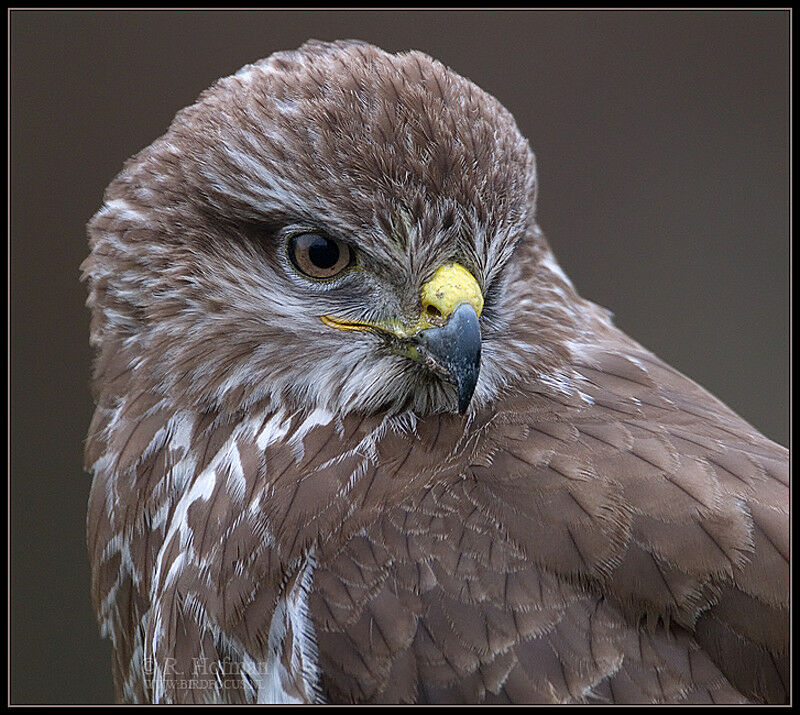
[421,263,484,322]
[321,263,483,339]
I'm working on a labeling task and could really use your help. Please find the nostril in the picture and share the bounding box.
[426,304,442,318]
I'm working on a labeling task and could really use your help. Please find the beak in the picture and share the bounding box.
[321,262,484,413]
[416,302,481,413]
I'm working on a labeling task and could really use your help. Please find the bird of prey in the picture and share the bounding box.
[82,40,788,704]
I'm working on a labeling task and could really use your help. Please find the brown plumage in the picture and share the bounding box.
[82,40,788,704]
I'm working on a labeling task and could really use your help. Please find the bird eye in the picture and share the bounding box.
[288,233,354,280]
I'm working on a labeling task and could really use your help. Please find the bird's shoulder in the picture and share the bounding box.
[303,330,788,703]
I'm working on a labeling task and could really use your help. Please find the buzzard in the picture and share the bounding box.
[82,40,789,704]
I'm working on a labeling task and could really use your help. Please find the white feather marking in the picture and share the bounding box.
[539,370,576,397]
[102,198,148,223]
[287,407,334,453]
[226,444,247,503]
[163,551,187,588]
[539,250,575,289]
[257,552,320,704]
[168,413,194,454]
[258,595,302,704]
[256,408,291,450]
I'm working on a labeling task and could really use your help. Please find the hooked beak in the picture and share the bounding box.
[416,302,481,413]
[321,263,484,414]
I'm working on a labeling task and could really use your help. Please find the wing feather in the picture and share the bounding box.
[303,331,787,703]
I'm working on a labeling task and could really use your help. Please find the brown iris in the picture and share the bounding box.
[288,232,353,279]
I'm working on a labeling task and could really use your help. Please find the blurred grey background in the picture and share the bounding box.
[10,10,788,704]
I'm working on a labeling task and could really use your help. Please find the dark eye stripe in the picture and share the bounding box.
[289,233,353,279]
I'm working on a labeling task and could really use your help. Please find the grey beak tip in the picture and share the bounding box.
[457,389,473,415]
[418,303,482,414]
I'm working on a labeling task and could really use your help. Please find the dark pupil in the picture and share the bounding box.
[306,235,339,269]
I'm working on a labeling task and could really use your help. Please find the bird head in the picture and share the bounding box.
[83,40,581,418]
